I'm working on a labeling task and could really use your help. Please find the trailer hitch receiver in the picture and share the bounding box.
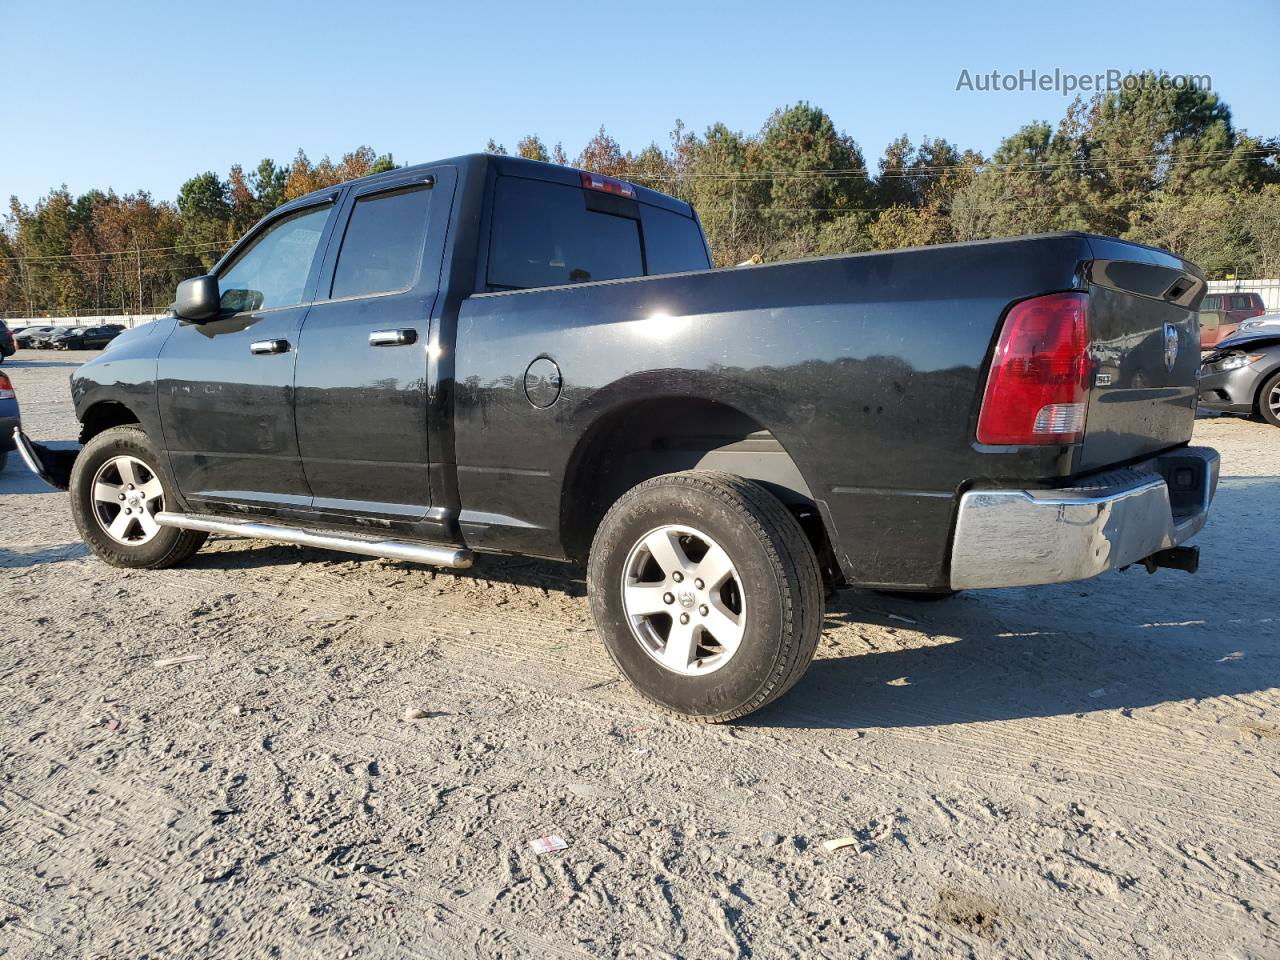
[1141,545,1199,575]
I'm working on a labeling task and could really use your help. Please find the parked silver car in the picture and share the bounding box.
[1236,312,1280,335]
[1199,329,1280,427]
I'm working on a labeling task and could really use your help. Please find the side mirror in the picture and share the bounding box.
[172,275,221,322]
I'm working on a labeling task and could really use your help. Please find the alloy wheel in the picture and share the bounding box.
[620,524,746,676]
[91,455,165,545]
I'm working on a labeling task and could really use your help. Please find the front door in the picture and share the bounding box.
[157,199,337,511]
[293,169,453,520]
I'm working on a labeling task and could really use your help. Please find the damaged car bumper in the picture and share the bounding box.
[949,446,1219,589]
[13,427,77,490]
[1197,364,1261,414]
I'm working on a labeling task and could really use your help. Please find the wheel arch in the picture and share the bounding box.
[559,387,838,582]
[1255,362,1280,421]
[78,399,142,445]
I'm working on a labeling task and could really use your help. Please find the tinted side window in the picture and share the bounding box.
[488,177,643,289]
[218,204,332,313]
[641,206,711,275]
[1229,294,1254,310]
[331,186,433,299]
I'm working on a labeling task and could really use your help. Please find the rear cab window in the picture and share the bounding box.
[486,175,710,292]
[640,204,712,276]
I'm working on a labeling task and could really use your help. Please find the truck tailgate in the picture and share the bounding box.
[1077,238,1204,471]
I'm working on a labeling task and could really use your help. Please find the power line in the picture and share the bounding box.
[635,147,1276,182]
[0,239,229,264]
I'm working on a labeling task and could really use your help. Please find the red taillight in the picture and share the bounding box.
[0,372,13,399]
[580,171,636,198]
[977,292,1091,446]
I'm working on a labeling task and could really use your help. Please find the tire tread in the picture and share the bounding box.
[588,470,824,723]
[70,425,207,569]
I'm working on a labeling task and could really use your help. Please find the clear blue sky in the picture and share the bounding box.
[2,0,1276,205]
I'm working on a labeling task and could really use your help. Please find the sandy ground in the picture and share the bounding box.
[1,349,1277,959]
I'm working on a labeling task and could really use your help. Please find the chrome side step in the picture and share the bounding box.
[155,512,473,568]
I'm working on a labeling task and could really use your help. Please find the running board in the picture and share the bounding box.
[154,512,473,568]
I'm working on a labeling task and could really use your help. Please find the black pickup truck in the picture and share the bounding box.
[15,153,1219,721]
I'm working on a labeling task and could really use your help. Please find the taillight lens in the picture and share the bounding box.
[977,292,1091,445]
[0,372,14,399]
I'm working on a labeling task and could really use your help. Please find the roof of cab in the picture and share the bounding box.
[283,153,695,218]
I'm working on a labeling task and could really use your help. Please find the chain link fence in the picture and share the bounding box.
[1206,279,1280,312]
[2,311,167,330]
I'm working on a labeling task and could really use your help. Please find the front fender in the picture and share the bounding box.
[71,318,173,441]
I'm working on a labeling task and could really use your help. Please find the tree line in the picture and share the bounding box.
[0,146,397,318]
[3,71,1276,318]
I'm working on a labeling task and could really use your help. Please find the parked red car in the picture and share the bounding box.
[1199,291,1266,348]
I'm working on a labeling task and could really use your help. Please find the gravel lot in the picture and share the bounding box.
[1,350,1278,959]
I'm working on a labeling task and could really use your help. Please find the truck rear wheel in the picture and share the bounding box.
[587,471,824,722]
[69,425,207,569]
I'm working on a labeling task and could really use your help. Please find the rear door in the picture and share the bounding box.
[157,197,338,510]
[293,167,455,520]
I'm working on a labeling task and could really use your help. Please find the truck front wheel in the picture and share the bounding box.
[587,471,824,722]
[69,425,207,569]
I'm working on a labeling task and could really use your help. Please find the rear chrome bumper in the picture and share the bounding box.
[949,446,1219,590]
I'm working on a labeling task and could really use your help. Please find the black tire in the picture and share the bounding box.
[1258,371,1280,428]
[69,425,207,569]
[587,470,824,722]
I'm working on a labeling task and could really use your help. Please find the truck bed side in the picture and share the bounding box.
[452,233,1183,588]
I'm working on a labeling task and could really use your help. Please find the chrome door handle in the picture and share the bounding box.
[249,339,290,355]
[369,329,417,347]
